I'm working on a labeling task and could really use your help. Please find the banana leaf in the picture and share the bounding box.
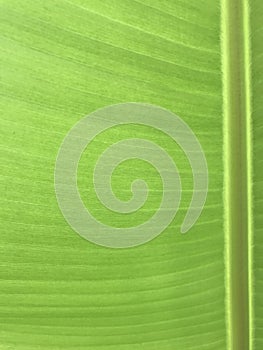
[0,1,262,349]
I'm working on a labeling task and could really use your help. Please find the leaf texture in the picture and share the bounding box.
[0,1,261,349]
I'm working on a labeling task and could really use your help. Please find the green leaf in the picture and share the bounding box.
[0,0,261,349]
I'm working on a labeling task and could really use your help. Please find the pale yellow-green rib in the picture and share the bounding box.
[222,0,253,349]
[243,2,254,350]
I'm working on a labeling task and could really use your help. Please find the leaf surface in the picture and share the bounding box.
[0,1,261,349]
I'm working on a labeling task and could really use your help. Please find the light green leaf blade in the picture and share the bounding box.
[0,1,261,350]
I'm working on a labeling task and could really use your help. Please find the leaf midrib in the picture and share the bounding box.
[222,0,253,349]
